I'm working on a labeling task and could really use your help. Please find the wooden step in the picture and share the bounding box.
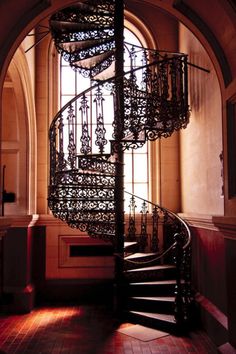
[58,37,114,54]
[71,2,115,16]
[50,19,114,32]
[127,280,177,297]
[125,265,175,273]
[71,50,114,70]
[127,310,176,333]
[124,242,139,253]
[125,252,157,260]
[132,296,175,302]
[124,252,160,270]
[124,264,176,281]
[92,60,115,80]
[127,296,175,314]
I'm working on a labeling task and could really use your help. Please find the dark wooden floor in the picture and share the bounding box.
[0,305,218,353]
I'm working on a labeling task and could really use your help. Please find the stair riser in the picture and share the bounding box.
[124,269,176,282]
[126,299,175,314]
[126,284,176,297]
[124,246,140,254]
[126,312,177,334]
[124,260,163,270]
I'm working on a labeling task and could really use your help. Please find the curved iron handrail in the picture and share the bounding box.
[124,190,191,251]
[49,54,188,131]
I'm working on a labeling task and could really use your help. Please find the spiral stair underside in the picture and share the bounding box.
[49,0,115,78]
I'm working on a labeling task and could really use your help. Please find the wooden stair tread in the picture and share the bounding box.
[72,50,114,69]
[131,296,175,302]
[130,311,176,323]
[125,264,175,273]
[93,60,115,80]
[70,2,114,15]
[125,252,157,260]
[129,280,177,286]
[124,242,138,248]
[58,37,114,53]
[50,19,113,32]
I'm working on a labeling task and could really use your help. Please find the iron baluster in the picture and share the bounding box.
[151,205,159,253]
[173,232,184,326]
[80,93,91,155]
[67,104,77,169]
[170,58,177,107]
[129,45,137,69]
[182,238,193,322]
[140,49,148,91]
[140,200,148,252]
[128,195,136,241]
[58,114,66,171]
[128,71,140,141]
[94,86,107,154]
[183,56,189,114]
[49,124,57,185]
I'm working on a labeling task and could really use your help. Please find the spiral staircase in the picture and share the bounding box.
[48,0,193,333]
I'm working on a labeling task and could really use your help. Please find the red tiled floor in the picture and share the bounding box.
[0,305,217,354]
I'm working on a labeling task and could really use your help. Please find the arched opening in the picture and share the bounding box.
[1,46,37,215]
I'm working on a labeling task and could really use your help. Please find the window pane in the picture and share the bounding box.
[61,95,74,107]
[134,154,148,182]
[124,154,132,181]
[77,76,91,93]
[61,67,75,94]
[134,184,148,205]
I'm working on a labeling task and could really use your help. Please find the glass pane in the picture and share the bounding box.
[134,154,148,182]
[104,124,113,142]
[61,95,74,107]
[91,94,114,126]
[61,57,70,66]
[61,67,75,95]
[134,184,148,209]
[124,184,133,211]
[124,154,132,181]
[138,143,147,153]
[77,76,91,93]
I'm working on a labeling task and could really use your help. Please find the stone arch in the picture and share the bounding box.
[2,45,37,214]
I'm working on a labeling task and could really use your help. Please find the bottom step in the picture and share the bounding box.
[127,310,177,333]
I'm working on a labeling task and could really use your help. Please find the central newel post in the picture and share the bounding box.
[113,0,125,311]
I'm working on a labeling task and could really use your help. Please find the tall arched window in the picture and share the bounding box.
[60,26,149,210]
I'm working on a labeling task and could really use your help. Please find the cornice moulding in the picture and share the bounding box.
[178,213,219,231]
[212,216,236,240]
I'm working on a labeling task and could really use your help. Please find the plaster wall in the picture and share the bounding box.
[35,31,51,214]
[39,216,114,280]
[2,74,28,215]
[20,32,36,97]
[179,23,224,216]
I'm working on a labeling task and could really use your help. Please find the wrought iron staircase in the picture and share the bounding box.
[48,0,193,333]
[121,192,192,333]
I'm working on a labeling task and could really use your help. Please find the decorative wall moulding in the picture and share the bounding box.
[212,216,236,240]
[178,213,220,231]
[0,215,39,228]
